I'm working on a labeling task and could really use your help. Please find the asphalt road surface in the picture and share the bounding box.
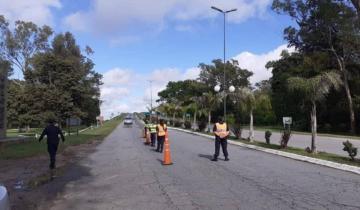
[47,123,360,210]
[241,129,360,157]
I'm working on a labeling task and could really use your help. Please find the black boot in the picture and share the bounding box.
[224,157,230,161]
[211,157,218,161]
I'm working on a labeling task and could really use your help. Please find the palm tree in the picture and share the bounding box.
[288,71,342,153]
[188,96,207,131]
[233,88,256,141]
[201,92,221,132]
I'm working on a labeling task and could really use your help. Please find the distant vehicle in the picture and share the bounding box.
[124,116,133,127]
[0,185,10,210]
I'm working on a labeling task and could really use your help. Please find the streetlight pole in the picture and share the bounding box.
[211,6,237,122]
[148,80,153,114]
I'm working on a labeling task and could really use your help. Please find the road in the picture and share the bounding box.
[241,129,360,157]
[46,123,360,210]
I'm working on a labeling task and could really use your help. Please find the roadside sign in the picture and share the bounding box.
[283,117,292,125]
[66,117,81,126]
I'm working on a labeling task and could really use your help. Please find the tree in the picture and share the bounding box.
[0,59,11,138]
[0,15,52,77]
[272,0,360,134]
[288,71,342,153]
[199,59,253,90]
[232,88,256,141]
[29,32,102,125]
[200,92,221,132]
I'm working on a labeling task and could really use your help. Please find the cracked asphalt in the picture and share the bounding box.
[47,123,360,210]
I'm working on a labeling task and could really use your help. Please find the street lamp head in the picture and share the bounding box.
[214,85,221,92]
[226,9,237,13]
[211,6,224,13]
[229,85,235,93]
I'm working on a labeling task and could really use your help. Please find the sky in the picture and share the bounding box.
[1,0,295,119]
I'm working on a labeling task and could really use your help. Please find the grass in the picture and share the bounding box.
[241,125,360,140]
[174,126,360,168]
[231,139,360,167]
[0,118,122,160]
[6,125,88,138]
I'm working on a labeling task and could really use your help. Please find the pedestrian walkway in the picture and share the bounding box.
[241,129,360,157]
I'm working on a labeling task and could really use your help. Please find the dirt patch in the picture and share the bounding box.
[0,139,102,210]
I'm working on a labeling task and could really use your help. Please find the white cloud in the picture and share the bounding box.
[63,0,272,35]
[233,44,295,84]
[102,68,131,86]
[0,0,61,26]
[100,66,199,118]
[99,45,296,118]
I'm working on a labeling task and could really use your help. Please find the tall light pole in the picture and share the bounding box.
[148,80,153,114]
[211,6,237,122]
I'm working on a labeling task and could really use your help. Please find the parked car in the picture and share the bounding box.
[0,185,10,210]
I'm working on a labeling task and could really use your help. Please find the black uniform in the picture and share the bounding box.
[212,122,230,161]
[39,124,65,169]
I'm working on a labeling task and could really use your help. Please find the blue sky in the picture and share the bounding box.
[1,0,294,118]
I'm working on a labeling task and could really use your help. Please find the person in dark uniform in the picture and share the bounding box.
[212,117,230,161]
[39,119,65,169]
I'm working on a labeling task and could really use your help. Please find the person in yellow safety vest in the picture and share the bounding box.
[156,119,167,153]
[212,117,230,161]
[148,121,157,147]
[144,119,150,145]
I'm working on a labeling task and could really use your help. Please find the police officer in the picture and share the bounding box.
[212,117,230,161]
[144,119,151,145]
[39,119,65,169]
[148,120,157,147]
[156,119,167,153]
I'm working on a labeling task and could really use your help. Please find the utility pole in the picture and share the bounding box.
[148,80,154,114]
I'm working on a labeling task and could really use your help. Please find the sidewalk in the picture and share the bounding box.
[241,129,360,157]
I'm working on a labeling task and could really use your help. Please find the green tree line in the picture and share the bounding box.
[157,0,360,141]
[0,15,102,130]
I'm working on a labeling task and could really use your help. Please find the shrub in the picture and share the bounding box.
[343,140,358,161]
[197,120,207,132]
[265,130,272,144]
[280,129,291,149]
[174,121,182,128]
[184,121,192,129]
[230,124,242,139]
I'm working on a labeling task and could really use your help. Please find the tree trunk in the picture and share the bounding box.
[249,110,254,142]
[193,111,197,131]
[0,70,7,139]
[351,0,360,14]
[343,70,356,134]
[172,112,175,126]
[333,51,356,134]
[310,102,317,153]
[208,111,211,132]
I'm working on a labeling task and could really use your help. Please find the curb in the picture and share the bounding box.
[169,127,360,175]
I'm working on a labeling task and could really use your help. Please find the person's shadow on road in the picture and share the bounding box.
[198,154,213,160]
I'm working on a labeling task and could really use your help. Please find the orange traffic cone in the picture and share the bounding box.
[142,129,146,138]
[163,132,173,165]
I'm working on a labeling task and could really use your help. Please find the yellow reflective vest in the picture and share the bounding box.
[215,123,229,138]
[157,124,167,136]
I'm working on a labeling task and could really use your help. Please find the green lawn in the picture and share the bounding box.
[231,139,360,167]
[0,118,122,160]
[241,125,360,141]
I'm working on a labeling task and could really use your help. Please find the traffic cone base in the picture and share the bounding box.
[163,132,173,165]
